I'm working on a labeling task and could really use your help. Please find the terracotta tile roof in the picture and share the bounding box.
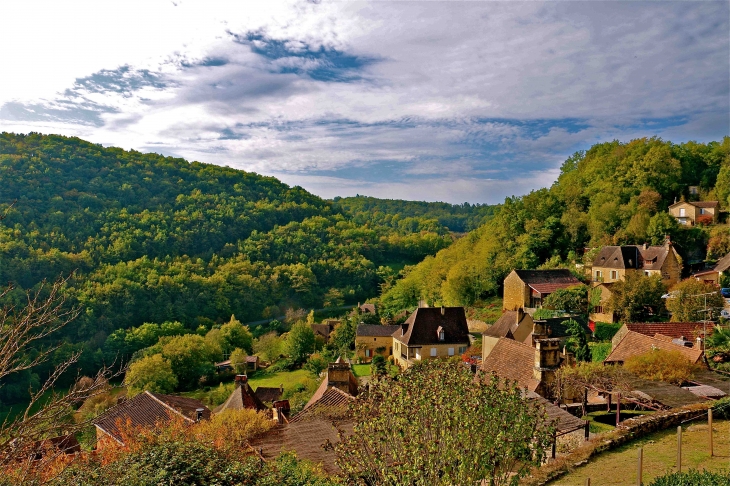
[480,338,540,392]
[359,303,377,314]
[689,201,719,208]
[604,331,705,364]
[93,391,211,445]
[214,382,267,413]
[625,322,713,341]
[249,387,354,474]
[357,324,401,337]
[255,386,283,404]
[392,307,470,346]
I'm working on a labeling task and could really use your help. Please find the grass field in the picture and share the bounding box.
[351,364,371,377]
[551,419,730,485]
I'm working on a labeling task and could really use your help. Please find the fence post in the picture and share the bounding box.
[677,426,682,473]
[616,392,621,427]
[637,446,643,486]
[585,479,591,486]
[708,408,713,457]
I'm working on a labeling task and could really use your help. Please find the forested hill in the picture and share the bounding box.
[379,137,730,311]
[333,196,496,233]
[0,133,459,386]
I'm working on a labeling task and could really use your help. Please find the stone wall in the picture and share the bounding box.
[503,271,528,310]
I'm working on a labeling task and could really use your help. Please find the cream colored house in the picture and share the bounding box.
[591,241,681,286]
[668,200,719,226]
[502,269,581,311]
[392,307,470,369]
[355,324,400,362]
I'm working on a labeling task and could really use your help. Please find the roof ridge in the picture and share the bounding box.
[146,391,194,423]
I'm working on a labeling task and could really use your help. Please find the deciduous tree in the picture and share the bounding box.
[608,273,666,323]
[664,279,725,322]
[124,354,177,395]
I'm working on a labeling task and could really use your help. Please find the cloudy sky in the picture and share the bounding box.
[1,1,728,204]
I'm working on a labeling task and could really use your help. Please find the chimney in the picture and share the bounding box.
[279,384,284,394]
[516,308,524,325]
[643,242,648,250]
[272,400,291,424]
[533,319,547,339]
[235,374,248,387]
[441,306,445,315]
[195,408,205,422]
[401,323,408,336]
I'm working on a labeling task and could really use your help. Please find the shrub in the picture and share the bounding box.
[593,322,621,341]
[624,348,699,385]
[589,342,612,362]
[648,469,730,486]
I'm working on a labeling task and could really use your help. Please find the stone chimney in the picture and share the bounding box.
[235,374,248,387]
[533,338,561,397]
[195,408,205,422]
[327,361,354,395]
[441,306,445,315]
[272,400,290,424]
[532,319,548,339]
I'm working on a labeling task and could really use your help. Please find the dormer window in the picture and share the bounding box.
[437,326,445,341]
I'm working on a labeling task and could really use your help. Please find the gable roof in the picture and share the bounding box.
[215,382,267,413]
[255,386,283,404]
[593,244,674,271]
[512,270,581,294]
[604,331,705,365]
[359,303,377,314]
[714,251,730,273]
[526,392,586,435]
[249,386,354,474]
[392,307,470,346]
[483,310,532,338]
[624,322,713,341]
[93,391,211,445]
[311,324,333,339]
[627,377,703,409]
[357,324,401,337]
[669,200,719,209]
[480,338,539,392]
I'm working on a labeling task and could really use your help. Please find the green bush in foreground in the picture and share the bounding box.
[649,469,730,486]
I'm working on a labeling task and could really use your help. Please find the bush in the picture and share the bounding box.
[648,469,730,486]
[624,348,699,385]
[593,322,621,341]
[589,342,612,362]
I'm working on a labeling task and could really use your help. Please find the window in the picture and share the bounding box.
[611,270,617,280]
[679,208,686,217]
[430,348,437,357]
[415,349,421,360]
[365,349,371,358]
[448,347,454,356]
[458,346,467,354]
[595,270,602,280]
[374,338,377,341]
[593,306,603,314]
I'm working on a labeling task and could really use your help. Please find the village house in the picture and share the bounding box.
[692,251,730,286]
[482,309,591,358]
[611,322,714,350]
[215,374,267,413]
[93,391,211,448]
[355,324,400,362]
[391,306,470,369]
[668,200,720,226]
[304,358,359,409]
[604,331,706,366]
[590,240,682,323]
[502,269,582,311]
[310,320,339,342]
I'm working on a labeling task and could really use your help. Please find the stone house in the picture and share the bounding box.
[355,324,400,362]
[502,269,582,311]
[215,374,268,413]
[691,251,730,286]
[303,358,359,409]
[668,200,719,226]
[604,331,705,365]
[392,307,470,369]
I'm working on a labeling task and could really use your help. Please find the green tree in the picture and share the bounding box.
[124,354,178,395]
[253,332,283,363]
[607,273,667,322]
[229,347,249,374]
[303,354,328,377]
[329,318,357,357]
[334,359,555,485]
[161,334,219,389]
[284,322,316,367]
[220,315,254,355]
[564,319,591,362]
[646,212,679,246]
[370,355,387,376]
[664,279,725,322]
[543,285,588,314]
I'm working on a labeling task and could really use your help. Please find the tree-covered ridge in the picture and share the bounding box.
[0,133,453,401]
[333,195,497,233]
[380,137,730,311]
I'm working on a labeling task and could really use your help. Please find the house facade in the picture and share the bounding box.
[391,307,470,369]
[668,200,719,226]
[691,251,730,286]
[502,269,582,311]
[355,324,400,362]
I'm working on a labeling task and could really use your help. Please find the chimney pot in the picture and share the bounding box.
[441,306,445,315]
[195,408,205,422]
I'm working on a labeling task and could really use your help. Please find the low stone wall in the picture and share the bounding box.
[522,402,710,486]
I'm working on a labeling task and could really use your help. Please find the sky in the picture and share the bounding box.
[1,1,728,204]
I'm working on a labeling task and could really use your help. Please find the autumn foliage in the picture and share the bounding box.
[624,348,700,385]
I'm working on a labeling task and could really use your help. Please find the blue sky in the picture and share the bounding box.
[1,0,728,204]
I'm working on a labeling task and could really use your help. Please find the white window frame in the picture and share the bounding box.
[679,208,686,217]
[430,348,437,357]
[415,349,421,360]
[448,347,454,356]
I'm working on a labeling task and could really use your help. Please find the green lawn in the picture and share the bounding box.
[351,364,371,377]
[551,419,730,485]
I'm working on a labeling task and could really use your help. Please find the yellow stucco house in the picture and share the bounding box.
[392,307,470,369]
[668,200,719,226]
[355,324,400,362]
[502,269,582,311]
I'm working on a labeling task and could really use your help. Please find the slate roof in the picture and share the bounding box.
[624,322,713,341]
[682,384,727,399]
[526,392,586,436]
[255,386,283,404]
[605,331,705,365]
[214,382,268,413]
[93,391,211,445]
[627,378,703,409]
[357,324,401,337]
[392,307,470,346]
[249,387,354,474]
[482,311,523,338]
[513,269,581,294]
[593,244,674,271]
[480,338,540,392]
